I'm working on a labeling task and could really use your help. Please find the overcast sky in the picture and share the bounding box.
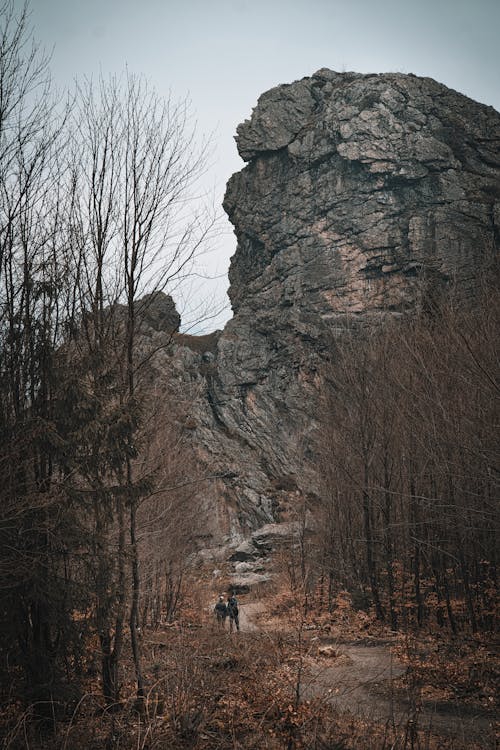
[19,0,500,330]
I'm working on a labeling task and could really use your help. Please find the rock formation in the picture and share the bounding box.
[114,291,181,335]
[155,71,500,546]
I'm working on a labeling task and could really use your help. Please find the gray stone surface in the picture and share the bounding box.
[228,540,261,562]
[114,291,180,334]
[195,546,230,564]
[233,561,264,574]
[225,70,499,317]
[229,572,272,593]
[136,292,181,334]
[150,71,500,540]
[251,522,301,549]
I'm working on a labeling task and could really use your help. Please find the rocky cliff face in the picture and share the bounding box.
[160,71,500,543]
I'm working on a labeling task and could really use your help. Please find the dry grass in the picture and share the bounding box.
[2,576,498,749]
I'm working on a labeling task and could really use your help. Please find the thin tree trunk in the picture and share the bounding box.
[129,495,145,698]
[383,453,397,630]
[441,557,457,635]
[363,487,384,620]
[409,469,424,627]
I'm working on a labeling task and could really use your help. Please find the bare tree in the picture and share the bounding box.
[66,72,217,702]
[0,2,218,714]
[136,377,207,629]
[317,281,498,634]
[0,0,85,714]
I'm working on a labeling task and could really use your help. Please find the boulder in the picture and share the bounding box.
[228,540,261,562]
[233,561,264,574]
[229,572,272,593]
[251,522,301,550]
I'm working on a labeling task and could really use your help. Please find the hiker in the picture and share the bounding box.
[214,595,227,628]
[227,593,240,632]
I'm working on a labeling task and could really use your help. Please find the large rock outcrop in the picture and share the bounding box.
[162,71,500,540]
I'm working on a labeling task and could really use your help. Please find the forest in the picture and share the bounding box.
[316,289,498,636]
[0,3,498,749]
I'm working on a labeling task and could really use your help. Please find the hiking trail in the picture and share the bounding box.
[240,599,495,746]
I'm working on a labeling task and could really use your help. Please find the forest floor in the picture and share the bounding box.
[238,597,498,748]
[2,578,498,749]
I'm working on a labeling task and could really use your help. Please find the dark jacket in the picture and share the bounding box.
[215,601,227,617]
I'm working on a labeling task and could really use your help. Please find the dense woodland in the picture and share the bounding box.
[314,287,498,634]
[0,3,498,749]
[0,0,211,721]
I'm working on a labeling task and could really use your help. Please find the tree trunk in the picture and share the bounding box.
[363,487,384,621]
[129,496,145,698]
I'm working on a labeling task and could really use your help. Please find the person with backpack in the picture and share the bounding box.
[227,593,240,632]
[214,595,227,628]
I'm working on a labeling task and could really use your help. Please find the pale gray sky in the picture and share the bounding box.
[18,0,500,329]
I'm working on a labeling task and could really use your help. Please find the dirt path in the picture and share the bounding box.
[302,641,405,718]
[238,601,265,632]
[303,643,494,745]
[241,605,495,747]
[205,600,264,633]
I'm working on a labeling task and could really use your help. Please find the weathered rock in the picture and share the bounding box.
[225,70,499,318]
[136,292,181,334]
[251,522,302,550]
[195,547,230,564]
[233,561,264,574]
[228,540,261,562]
[152,71,500,541]
[211,71,499,530]
[114,291,181,334]
[229,572,272,593]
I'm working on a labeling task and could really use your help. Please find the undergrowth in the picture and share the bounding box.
[1,580,497,749]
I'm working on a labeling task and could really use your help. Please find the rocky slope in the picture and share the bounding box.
[156,70,500,549]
